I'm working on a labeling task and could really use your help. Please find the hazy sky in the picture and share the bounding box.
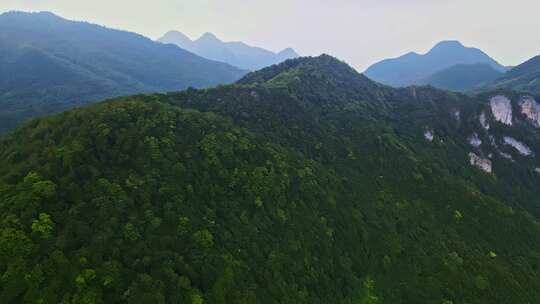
[2,0,540,71]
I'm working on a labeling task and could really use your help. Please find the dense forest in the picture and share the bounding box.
[1,55,540,303]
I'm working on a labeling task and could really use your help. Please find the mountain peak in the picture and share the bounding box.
[237,54,379,95]
[159,30,193,47]
[365,40,505,86]
[160,30,299,70]
[277,47,299,58]
[162,30,192,41]
[197,32,221,43]
[431,40,465,50]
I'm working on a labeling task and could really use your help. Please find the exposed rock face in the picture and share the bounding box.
[519,96,540,127]
[500,152,514,161]
[490,95,513,126]
[424,130,434,141]
[453,110,461,122]
[489,135,498,148]
[469,152,492,173]
[479,112,490,130]
[468,133,482,147]
[536,168,540,174]
[503,136,533,156]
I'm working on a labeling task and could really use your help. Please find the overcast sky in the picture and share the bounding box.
[2,0,540,71]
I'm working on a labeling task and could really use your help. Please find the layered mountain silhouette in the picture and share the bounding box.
[0,11,247,133]
[364,40,507,88]
[2,55,540,303]
[415,63,503,91]
[481,54,540,94]
[158,30,299,70]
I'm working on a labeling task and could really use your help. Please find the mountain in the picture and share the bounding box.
[158,30,299,70]
[0,11,247,133]
[364,40,507,87]
[1,55,540,303]
[481,54,540,94]
[414,63,503,91]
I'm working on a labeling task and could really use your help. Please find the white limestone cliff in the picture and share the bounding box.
[479,112,490,130]
[469,152,492,173]
[519,96,540,128]
[503,137,533,156]
[490,95,513,126]
[453,110,461,122]
[468,133,482,148]
[500,152,514,161]
[424,130,434,141]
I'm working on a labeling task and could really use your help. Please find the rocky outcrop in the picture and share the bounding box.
[424,130,434,141]
[500,152,514,161]
[503,137,533,156]
[519,96,540,128]
[479,112,490,130]
[469,152,492,173]
[468,133,482,147]
[489,135,498,148]
[535,168,540,174]
[453,110,461,122]
[490,95,513,126]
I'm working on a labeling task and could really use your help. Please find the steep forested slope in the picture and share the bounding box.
[0,11,246,133]
[1,56,540,304]
[170,56,540,217]
[481,54,540,94]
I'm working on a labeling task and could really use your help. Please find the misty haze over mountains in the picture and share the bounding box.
[363,39,540,94]
[414,63,503,92]
[364,41,508,89]
[158,30,299,71]
[0,11,247,132]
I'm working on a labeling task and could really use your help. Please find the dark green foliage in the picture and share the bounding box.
[1,55,540,303]
[0,11,247,133]
[481,54,540,94]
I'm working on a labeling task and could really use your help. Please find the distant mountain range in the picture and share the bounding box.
[0,11,247,133]
[158,30,299,70]
[415,63,503,92]
[364,40,508,90]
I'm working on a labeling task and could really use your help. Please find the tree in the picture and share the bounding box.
[31,213,55,239]
[192,230,214,248]
[123,223,140,241]
[0,228,32,261]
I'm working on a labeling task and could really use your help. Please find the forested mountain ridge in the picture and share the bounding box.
[0,11,247,133]
[170,55,540,217]
[480,54,540,94]
[158,30,299,71]
[1,55,540,303]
